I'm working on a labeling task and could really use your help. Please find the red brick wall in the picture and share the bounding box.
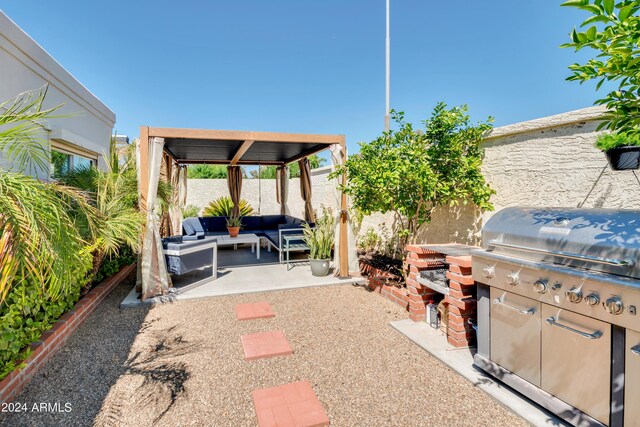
[444,256,476,348]
[367,277,409,311]
[0,263,136,404]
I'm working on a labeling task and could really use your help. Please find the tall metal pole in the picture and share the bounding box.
[385,0,390,132]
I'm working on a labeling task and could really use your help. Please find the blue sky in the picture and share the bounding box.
[1,1,600,157]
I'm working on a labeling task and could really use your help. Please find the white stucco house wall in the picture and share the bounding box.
[0,11,115,177]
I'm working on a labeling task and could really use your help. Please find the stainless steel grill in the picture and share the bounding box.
[472,207,640,427]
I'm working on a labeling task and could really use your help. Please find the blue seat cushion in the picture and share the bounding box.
[263,230,280,247]
[261,215,286,230]
[242,216,261,230]
[200,216,226,233]
[182,217,200,236]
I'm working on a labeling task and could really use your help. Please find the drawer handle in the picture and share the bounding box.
[492,298,536,315]
[632,345,640,356]
[545,316,603,339]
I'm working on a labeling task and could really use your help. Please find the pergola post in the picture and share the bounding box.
[338,137,349,278]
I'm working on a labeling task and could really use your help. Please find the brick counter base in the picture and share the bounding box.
[0,263,136,404]
[405,245,478,348]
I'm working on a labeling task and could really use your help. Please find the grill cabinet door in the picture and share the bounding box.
[541,304,611,425]
[626,329,640,427]
[490,288,541,386]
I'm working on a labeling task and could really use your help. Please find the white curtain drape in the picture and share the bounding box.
[330,144,358,275]
[169,162,181,236]
[275,166,290,215]
[179,165,187,207]
[140,137,171,300]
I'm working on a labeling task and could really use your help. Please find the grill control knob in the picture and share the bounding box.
[605,297,624,315]
[533,279,548,294]
[506,272,519,286]
[585,293,600,307]
[482,266,495,279]
[566,288,583,303]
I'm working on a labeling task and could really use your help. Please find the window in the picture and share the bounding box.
[50,147,96,178]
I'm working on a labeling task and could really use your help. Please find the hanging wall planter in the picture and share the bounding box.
[596,133,640,171]
[604,146,640,171]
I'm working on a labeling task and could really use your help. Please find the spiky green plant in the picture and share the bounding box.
[302,209,335,260]
[225,215,243,228]
[203,196,253,217]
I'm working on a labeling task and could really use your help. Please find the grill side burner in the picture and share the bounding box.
[472,207,640,427]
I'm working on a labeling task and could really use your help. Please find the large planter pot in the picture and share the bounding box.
[309,258,331,277]
[605,146,640,170]
[227,226,240,238]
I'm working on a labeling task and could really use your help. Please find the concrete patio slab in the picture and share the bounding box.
[252,381,329,427]
[390,319,569,427]
[120,246,365,308]
[236,301,275,320]
[241,330,293,360]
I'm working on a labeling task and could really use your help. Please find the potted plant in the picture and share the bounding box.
[302,211,335,277]
[596,132,640,171]
[226,216,242,238]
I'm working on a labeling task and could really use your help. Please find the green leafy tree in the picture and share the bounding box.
[249,155,326,179]
[331,103,494,258]
[187,164,228,179]
[562,0,640,134]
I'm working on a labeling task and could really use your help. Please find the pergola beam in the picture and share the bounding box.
[177,159,283,166]
[147,127,343,145]
[230,140,254,165]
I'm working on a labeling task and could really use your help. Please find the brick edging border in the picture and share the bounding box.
[0,263,137,404]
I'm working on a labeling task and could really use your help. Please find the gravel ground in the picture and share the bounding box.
[2,276,528,427]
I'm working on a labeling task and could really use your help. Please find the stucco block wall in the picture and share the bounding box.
[186,167,338,218]
[185,107,640,247]
[0,12,115,175]
[482,110,640,217]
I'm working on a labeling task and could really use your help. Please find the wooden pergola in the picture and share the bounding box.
[138,126,350,277]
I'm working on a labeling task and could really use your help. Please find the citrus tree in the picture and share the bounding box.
[332,103,495,258]
[562,0,640,134]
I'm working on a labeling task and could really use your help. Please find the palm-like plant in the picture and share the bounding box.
[0,88,94,301]
[203,196,253,217]
[0,86,61,174]
[59,139,144,279]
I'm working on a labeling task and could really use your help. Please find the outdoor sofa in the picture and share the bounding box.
[182,215,311,256]
[162,235,217,277]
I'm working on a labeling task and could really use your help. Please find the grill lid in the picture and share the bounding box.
[482,207,640,280]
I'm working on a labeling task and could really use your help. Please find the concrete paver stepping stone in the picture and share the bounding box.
[241,331,293,360]
[235,302,275,320]
[252,380,330,427]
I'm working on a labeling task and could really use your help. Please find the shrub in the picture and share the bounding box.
[182,204,200,218]
[358,227,382,252]
[595,132,640,151]
[0,250,92,379]
[203,196,254,217]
